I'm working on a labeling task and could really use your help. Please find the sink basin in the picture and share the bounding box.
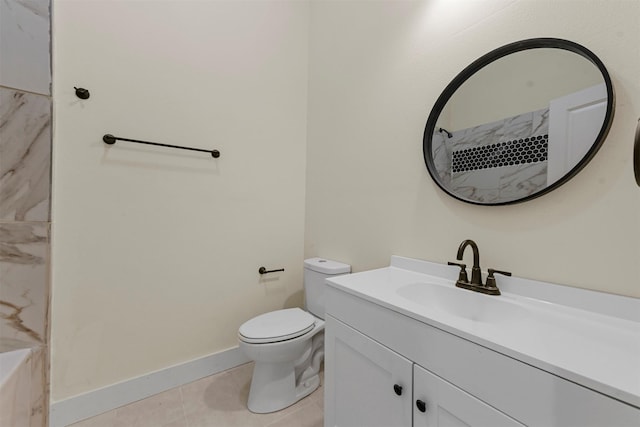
[396,282,529,323]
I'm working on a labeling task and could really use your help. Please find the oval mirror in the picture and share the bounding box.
[423,38,615,205]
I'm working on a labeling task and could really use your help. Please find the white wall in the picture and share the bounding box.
[52,0,640,405]
[51,0,309,401]
[305,0,640,297]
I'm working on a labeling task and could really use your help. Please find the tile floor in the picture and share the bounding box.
[69,363,324,427]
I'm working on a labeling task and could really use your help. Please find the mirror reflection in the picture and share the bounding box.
[424,39,614,205]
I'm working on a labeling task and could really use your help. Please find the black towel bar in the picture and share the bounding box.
[103,134,220,158]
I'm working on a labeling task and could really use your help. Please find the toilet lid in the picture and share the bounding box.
[239,308,315,344]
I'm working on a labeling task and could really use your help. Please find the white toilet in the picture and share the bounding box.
[238,257,350,413]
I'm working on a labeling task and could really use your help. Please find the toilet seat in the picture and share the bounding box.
[239,308,316,344]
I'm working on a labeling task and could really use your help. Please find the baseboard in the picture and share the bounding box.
[49,346,250,427]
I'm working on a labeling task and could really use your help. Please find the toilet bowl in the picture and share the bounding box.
[238,258,350,413]
[239,308,325,413]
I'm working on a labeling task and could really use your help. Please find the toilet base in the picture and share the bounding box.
[239,316,325,414]
[247,362,320,414]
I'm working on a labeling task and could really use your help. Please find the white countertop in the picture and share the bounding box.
[326,256,640,408]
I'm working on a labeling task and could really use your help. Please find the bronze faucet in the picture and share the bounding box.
[448,239,511,296]
[457,239,482,285]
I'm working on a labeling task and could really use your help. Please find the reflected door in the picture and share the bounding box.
[547,83,608,184]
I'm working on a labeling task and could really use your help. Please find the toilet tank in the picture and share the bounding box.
[303,258,351,319]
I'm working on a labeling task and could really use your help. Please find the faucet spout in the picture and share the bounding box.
[456,239,482,285]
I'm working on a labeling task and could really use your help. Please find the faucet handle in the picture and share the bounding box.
[486,268,512,288]
[448,261,469,284]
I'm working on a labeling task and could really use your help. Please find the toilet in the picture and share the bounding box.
[238,257,351,413]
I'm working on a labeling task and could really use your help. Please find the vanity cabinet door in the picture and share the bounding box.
[325,315,413,427]
[413,365,524,427]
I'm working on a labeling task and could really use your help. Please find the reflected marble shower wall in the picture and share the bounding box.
[0,0,52,426]
[445,108,549,203]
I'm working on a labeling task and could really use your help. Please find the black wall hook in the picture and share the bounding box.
[74,87,90,99]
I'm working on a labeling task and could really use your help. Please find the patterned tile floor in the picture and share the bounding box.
[69,363,324,427]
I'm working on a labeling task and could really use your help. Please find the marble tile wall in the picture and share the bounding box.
[434,108,549,204]
[0,88,51,222]
[0,222,49,345]
[0,347,47,426]
[0,0,51,95]
[0,0,52,426]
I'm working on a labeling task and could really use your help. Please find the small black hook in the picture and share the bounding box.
[74,87,90,100]
[438,127,452,138]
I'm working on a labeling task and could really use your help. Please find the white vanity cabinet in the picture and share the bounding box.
[324,315,412,427]
[324,283,640,427]
[412,360,523,427]
[325,315,523,427]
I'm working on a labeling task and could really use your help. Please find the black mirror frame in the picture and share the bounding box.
[423,38,615,206]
